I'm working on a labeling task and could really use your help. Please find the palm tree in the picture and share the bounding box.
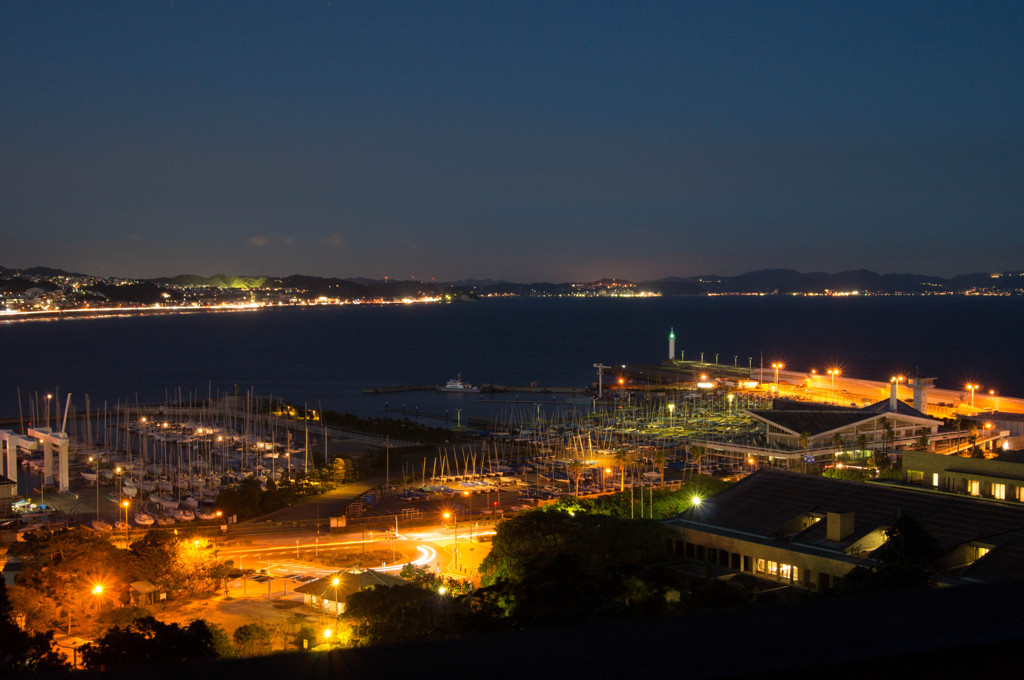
[689,446,705,478]
[613,449,630,492]
[653,449,667,485]
[799,432,811,473]
[832,432,843,468]
[567,459,586,497]
[951,417,963,452]
[882,420,895,454]
[857,433,869,463]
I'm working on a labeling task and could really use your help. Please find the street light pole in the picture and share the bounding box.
[772,362,784,391]
[122,500,130,542]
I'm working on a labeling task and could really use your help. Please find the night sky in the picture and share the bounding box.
[2,1,1022,282]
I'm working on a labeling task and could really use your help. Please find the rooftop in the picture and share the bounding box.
[669,469,1024,581]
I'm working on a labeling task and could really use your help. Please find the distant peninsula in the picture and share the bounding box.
[1,265,1022,314]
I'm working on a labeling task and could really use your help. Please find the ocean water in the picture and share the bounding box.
[1,296,1021,425]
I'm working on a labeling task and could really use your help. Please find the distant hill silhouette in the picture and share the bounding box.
[4,265,1021,297]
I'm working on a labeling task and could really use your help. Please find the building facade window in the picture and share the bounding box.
[968,480,981,496]
[993,483,1006,500]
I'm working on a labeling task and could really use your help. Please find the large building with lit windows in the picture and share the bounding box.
[691,385,1009,470]
[666,469,1024,589]
[902,449,1024,501]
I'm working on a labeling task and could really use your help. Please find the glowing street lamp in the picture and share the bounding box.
[726,393,734,414]
[332,577,340,618]
[966,384,980,408]
[827,368,841,392]
[771,363,784,390]
[443,511,459,569]
[667,402,675,426]
[91,583,104,615]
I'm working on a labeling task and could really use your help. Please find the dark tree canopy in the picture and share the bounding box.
[80,616,220,670]
[477,508,674,625]
[0,578,69,676]
[838,513,946,592]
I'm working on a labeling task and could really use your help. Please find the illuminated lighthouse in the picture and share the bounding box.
[668,327,676,361]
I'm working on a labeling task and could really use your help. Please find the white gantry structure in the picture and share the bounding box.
[26,426,71,492]
[1,429,36,484]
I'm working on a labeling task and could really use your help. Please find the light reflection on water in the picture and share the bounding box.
[1,296,1021,426]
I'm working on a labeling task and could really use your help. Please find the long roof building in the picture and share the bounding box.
[665,469,1024,589]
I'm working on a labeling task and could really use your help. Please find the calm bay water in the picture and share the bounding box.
[1,296,1021,425]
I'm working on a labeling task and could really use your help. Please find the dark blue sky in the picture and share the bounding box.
[2,1,1022,281]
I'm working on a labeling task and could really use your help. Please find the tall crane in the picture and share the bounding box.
[593,363,612,398]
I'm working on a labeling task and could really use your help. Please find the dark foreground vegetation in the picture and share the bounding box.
[0,476,951,675]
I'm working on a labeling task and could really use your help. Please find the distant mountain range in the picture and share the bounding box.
[2,265,1022,301]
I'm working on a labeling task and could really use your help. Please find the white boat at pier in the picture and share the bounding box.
[437,374,481,393]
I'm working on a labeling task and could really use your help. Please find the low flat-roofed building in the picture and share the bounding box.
[665,469,1024,590]
[294,567,406,614]
[903,448,1024,501]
